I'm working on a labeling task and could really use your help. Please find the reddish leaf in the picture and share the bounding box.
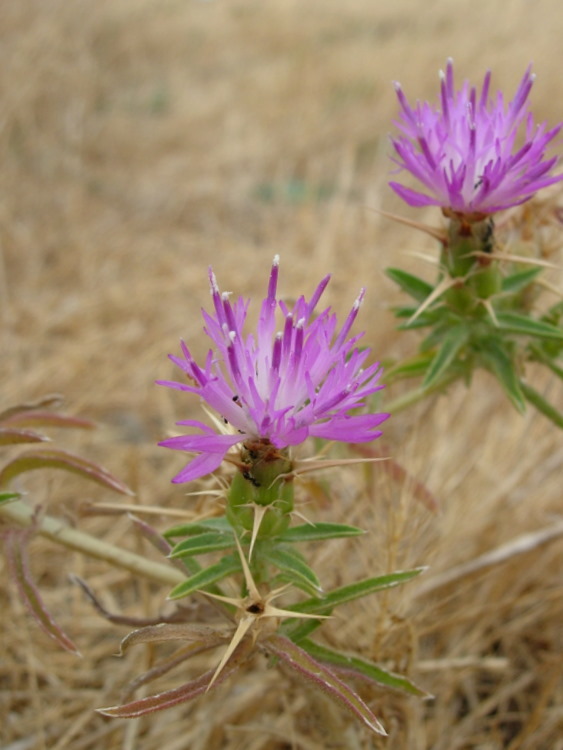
[1,410,95,431]
[3,528,80,655]
[98,638,254,718]
[263,634,387,736]
[0,395,64,423]
[0,427,50,446]
[0,448,133,495]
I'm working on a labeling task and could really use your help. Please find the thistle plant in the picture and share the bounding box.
[385,60,563,425]
[94,258,426,732]
[1,58,562,745]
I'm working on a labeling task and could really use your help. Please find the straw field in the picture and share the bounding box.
[1,1,562,748]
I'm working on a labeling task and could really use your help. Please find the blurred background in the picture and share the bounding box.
[1,1,562,748]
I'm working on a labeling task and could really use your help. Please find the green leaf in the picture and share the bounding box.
[385,268,433,302]
[0,491,21,506]
[520,380,563,429]
[287,568,426,617]
[261,545,322,596]
[0,448,133,495]
[163,516,233,539]
[384,352,434,381]
[500,267,542,294]
[263,635,386,736]
[169,531,236,559]
[278,522,364,543]
[479,339,526,413]
[423,326,469,389]
[168,555,241,600]
[495,312,563,341]
[300,639,429,697]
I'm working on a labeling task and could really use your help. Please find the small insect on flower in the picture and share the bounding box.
[389,59,563,218]
[158,257,388,484]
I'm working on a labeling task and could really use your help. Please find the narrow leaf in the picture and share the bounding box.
[0,448,133,495]
[0,410,95,431]
[169,531,235,558]
[384,352,434,382]
[495,312,563,341]
[479,340,526,413]
[520,380,563,429]
[278,523,365,543]
[500,267,542,294]
[385,268,433,302]
[120,623,227,654]
[98,639,253,718]
[287,568,426,617]
[300,639,430,697]
[0,428,49,446]
[4,529,80,655]
[263,634,386,736]
[423,326,469,389]
[0,491,20,506]
[0,394,64,423]
[168,555,241,600]
[164,516,233,539]
[261,545,322,596]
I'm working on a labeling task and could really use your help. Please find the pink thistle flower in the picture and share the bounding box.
[159,257,388,483]
[389,59,563,217]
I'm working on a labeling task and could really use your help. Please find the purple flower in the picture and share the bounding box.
[389,59,563,216]
[159,257,388,483]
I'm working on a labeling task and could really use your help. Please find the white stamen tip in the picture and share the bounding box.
[272,254,280,267]
[296,318,305,329]
[439,69,446,81]
[228,331,237,343]
[393,81,401,92]
[275,331,283,341]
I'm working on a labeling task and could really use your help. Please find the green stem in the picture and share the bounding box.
[0,500,185,588]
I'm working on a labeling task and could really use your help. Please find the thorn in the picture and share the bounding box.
[365,206,448,244]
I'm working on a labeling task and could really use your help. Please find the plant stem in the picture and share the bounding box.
[0,500,185,588]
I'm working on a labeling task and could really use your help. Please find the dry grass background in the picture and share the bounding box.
[1,1,562,748]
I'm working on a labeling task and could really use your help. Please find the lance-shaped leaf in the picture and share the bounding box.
[423,325,469,389]
[500,267,542,294]
[479,339,526,413]
[168,554,241,600]
[4,529,80,655]
[119,623,229,654]
[0,428,50,446]
[0,410,95,431]
[286,568,426,618]
[386,268,433,302]
[520,380,563,429]
[0,448,133,495]
[98,638,254,719]
[128,513,200,576]
[384,352,435,382]
[262,634,386,736]
[260,545,322,597]
[495,312,563,341]
[0,491,20,506]
[300,639,430,697]
[169,531,236,559]
[278,522,365,543]
[0,394,64,423]
[164,516,233,539]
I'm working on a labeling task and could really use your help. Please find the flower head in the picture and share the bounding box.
[159,257,388,483]
[389,59,563,217]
